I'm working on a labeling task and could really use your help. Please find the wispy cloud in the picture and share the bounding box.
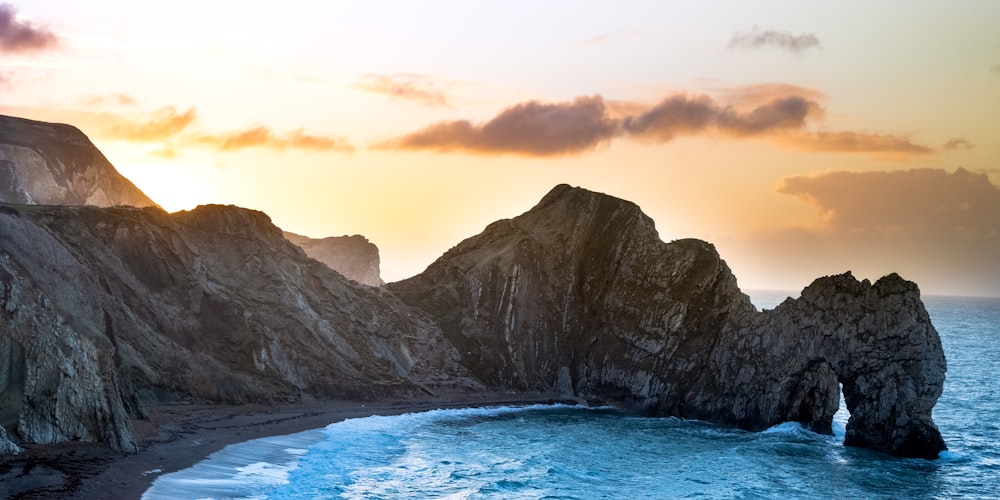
[728,27,821,53]
[0,3,59,53]
[943,138,974,151]
[78,93,138,107]
[355,73,451,107]
[713,83,827,107]
[191,127,353,152]
[104,106,197,142]
[783,131,933,155]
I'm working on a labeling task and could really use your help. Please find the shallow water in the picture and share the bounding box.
[144,294,1000,499]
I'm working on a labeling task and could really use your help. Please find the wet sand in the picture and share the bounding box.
[1,392,569,499]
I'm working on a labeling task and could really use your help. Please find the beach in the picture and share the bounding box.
[1,392,569,499]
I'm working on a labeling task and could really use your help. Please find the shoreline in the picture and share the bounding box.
[1,392,572,499]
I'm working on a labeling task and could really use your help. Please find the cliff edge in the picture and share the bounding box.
[0,115,156,207]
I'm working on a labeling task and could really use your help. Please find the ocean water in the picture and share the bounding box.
[144,293,1000,499]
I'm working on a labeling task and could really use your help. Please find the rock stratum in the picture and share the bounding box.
[0,115,156,207]
[283,232,385,287]
[390,184,947,458]
[0,116,948,459]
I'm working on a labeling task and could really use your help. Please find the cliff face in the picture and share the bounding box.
[0,204,475,453]
[390,184,947,458]
[0,115,156,207]
[283,232,385,287]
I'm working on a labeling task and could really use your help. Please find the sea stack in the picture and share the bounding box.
[390,184,947,458]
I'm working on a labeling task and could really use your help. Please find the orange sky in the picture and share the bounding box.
[2,1,998,297]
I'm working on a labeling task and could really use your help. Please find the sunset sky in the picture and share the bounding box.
[2,1,998,297]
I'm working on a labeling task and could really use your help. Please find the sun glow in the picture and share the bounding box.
[114,161,225,213]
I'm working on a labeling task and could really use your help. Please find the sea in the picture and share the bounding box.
[143,292,1000,499]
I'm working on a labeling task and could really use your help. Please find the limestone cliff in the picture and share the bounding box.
[284,232,385,287]
[0,204,475,453]
[0,114,156,207]
[390,184,947,458]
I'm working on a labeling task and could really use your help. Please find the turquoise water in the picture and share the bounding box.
[144,294,1000,499]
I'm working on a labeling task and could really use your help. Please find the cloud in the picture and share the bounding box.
[728,27,821,53]
[355,73,450,107]
[0,3,59,53]
[191,127,354,152]
[376,89,938,157]
[79,93,138,107]
[375,95,618,156]
[753,167,1000,295]
[104,106,196,141]
[783,130,933,155]
[713,83,827,107]
[943,138,974,151]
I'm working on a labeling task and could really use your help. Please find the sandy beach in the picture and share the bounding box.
[1,392,571,499]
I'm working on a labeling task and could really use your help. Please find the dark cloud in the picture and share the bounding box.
[0,3,59,53]
[192,126,354,152]
[783,131,933,155]
[943,138,974,151]
[104,106,197,142]
[375,95,617,156]
[355,74,450,107]
[728,27,821,53]
[754,168,1000,296]
[376,89,937,157]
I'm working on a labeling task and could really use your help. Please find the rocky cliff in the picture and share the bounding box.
[284,232,385,287]
[0,203,475,454]
[390,184,947,458]
[0,115,156,207]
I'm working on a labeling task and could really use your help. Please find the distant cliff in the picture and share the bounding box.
[0,204,475,454]
[390,184,947,458]
[284,232,385,287]
[0,115,156,207]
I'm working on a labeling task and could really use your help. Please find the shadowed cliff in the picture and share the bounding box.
[390,184,947,458]
[0,204,475,453]
[0,115,156,207]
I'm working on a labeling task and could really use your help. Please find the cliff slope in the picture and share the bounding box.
[390,184,947,458]
[0,115,156,207]
[284,232,385,287]
[0,204,474,454]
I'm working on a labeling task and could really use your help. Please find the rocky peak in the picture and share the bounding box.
[0,114,156,207]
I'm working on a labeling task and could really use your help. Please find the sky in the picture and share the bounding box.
[1,1,999,297]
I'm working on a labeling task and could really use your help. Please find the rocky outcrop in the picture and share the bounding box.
[0,203,476,453]
[390,184,947,458]
[0,114,156,207]
[284,232,385,287]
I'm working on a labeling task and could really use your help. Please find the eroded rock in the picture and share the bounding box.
[390,184,947,458]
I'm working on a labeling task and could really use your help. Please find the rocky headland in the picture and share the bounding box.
[283,232,385,287]
[390,184,946,458]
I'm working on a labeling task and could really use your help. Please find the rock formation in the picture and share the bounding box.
[284,232,385,287]
[0,115,156,207]
[390,184,947,458]
[0,203,476,453]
